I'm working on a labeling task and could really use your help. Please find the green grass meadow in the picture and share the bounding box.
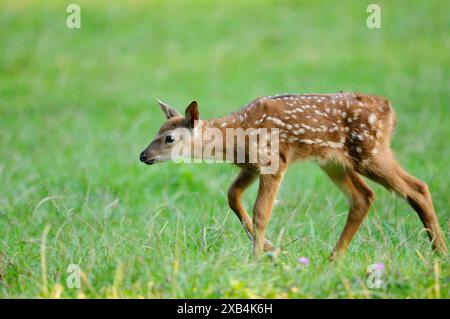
[0,0,449,298]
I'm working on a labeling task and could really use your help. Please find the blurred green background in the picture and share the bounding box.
[0,0,449,298]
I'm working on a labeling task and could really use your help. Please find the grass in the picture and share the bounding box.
[0,0,449,298]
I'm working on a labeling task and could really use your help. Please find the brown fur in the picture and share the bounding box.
[141,94,448,259]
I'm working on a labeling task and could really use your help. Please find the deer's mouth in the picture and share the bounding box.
[144,158,157,165]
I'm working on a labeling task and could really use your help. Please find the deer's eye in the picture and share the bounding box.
[165,135,175,144]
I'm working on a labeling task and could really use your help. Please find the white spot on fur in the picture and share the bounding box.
[368,113,377,125]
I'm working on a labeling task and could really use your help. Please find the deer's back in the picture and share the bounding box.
[241,93,397,165]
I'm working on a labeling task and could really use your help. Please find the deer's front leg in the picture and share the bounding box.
[252,170,285,258]
[228,169,274,251]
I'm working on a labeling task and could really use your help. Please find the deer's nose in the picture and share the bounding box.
[139,151,147,162]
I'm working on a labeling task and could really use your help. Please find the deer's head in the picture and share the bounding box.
[139,99,199,165]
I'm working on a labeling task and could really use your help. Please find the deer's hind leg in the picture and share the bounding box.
[227,169,274,252]
[321,164,375,260]
[357,149,447,255]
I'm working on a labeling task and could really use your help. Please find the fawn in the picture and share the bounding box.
[139,93,447,259]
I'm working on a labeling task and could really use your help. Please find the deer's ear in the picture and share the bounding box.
[157,99,182,119]
[185,100,199,128]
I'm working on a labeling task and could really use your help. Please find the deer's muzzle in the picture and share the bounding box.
[139,151,156,165]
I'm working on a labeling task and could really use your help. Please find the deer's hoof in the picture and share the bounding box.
[263,240,275,252]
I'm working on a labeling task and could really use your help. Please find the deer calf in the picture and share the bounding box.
[140,93,447,259]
